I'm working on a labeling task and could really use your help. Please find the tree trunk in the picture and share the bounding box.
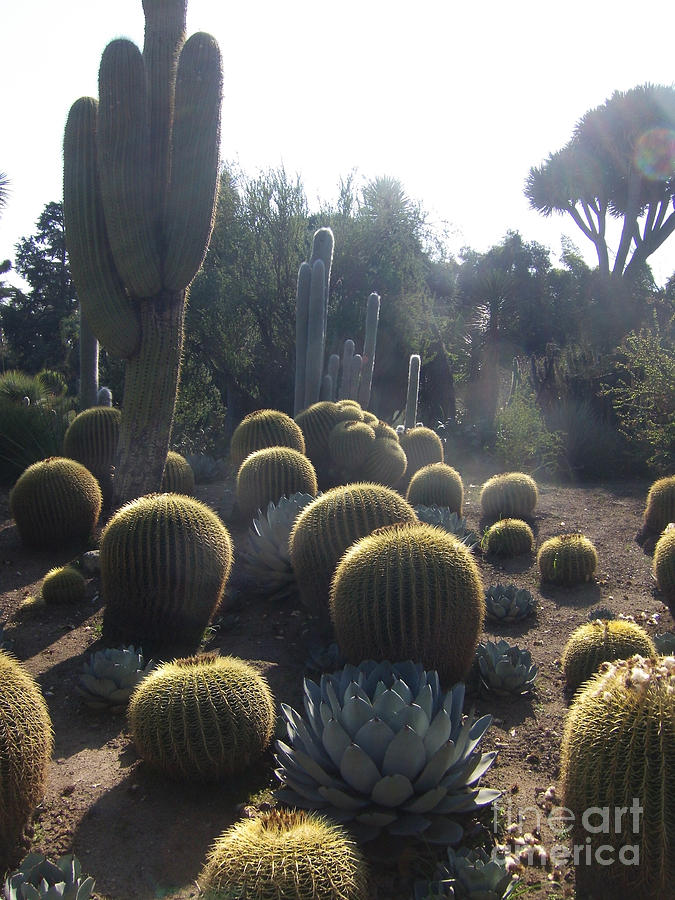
[113,292,184,506]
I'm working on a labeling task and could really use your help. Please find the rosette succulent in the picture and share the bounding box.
[239,492,316,600]
[413,506,480,551]
[484,584,536,623]
[477,640,538,697]
[76,645,154,710]
[654,632,675,655]
[429,846,516,899]
[275,660,499,844]
[3,852,95,900]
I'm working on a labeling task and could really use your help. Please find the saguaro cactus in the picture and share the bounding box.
[63,0,223,506]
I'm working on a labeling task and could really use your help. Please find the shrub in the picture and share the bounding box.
[494,384,561,473]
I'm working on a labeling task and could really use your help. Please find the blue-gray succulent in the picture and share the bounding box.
[275,660,500,843]
[477,640,538,697]
[3,853,95,900]
[413,506,480,552]
[77,645,153,710]
[484,585,535,623]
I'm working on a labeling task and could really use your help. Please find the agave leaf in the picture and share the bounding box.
[422,710,453,758]
[421,817,464,845]
[318,785,370,811]
[402,785,447,814]
[352,717,396,770]
[370,773,415,807]
[275,741,336,788]
[341,692,376,738]
[339,743,382,794]
[322,716,353,770]
[381,725,426,780]
[387,812,432,836]
[415,740,457,793]
[353,809,399,828]
[372,686,408,721]
[413,682,435,720]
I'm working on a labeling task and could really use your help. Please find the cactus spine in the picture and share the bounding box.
[63,0,223,506]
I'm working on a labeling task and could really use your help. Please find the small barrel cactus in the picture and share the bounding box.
[477,639,538,696]
[359,437,408,487]
[239,492,316,600]
[236,446,318,522]
[397,426,444,487]
[653,525,675,611]
[482,518,534,557]
[643,475,675,535]
[561,620,656,691]
[0,652,53,873]
[200,809,369,900]
[328,420,376,477]
[128,654,275,780]
[289,483,418,628]
[561,655,675,898]
[9,457,102,550]
[484,583,536,622]
[479,472,538,521]
[77,645,154,710]
[275,660,499,844]
[294,401,359,484]
[62,406,120,506]
[3,852,95,900]
[41,565,86,605]
[100,493,233,659]
[330,522,485,685]
[406,462,464,515]
[537,532,598,586]
[413,506,481,551]
[229,408,306,472]
[161,450,195,495]
[372,420,399,442]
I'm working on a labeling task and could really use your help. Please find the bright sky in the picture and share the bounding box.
[1,0,674,288]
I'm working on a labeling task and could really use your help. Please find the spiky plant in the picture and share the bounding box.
[294,401,358,485]
[239,492,316,600]
[653,525,675,610]
[161,449,195,495]
[77,645,154,710]
[643,475,675,535]
[41,565,86,605]
[482,518,534,557]
[3,852,95,900]
[0,652,53,873]
[418,846,516,900]
[62,406,120,506]
[412,506,480,551]
[406,462,464,515]
[229,409,306,472]
[359,437,408,487]
[560,655,675,898]
[184,453,228,484]
[479,473,538,521]
[484,584,536,623]
[200,809,369,900]
[100,493,233,659]
[561,620,656,692]
[537,532,598,586]
[477,640,538,697]
[128,654,275,780]
[275,660,499,844]
[328,420,376,479]
[236,447,318,522]
[372,420,399,442]
[330,522,485,685]
[288,483,417,630]
[398,426,444,488]
[9,457,102,550]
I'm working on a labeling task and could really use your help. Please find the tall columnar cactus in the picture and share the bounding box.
[479,472,538,521]
[200,809,369,900]
[643,475,675,535]
[294,228,334,416]
[63,0,223,506]
[404,353,421,430]
[289,483,418,629]
[330,522,485,685]
[0,652,53,873]
[561,620,656,692]
[63,405,121,506]
[229,409,306,472]
[9,457,102,550]
[406,462,463,514]
[560,655,675,898]
[128,654,275,780]
[654,525,675,611]
[100,493,233,658]
[356,292,381,409]
[537,532,598,586]
[236,447,318,522]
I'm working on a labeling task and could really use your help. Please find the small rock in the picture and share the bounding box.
[80,550,100,574]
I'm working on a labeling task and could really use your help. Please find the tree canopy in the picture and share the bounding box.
[525,84,675,281]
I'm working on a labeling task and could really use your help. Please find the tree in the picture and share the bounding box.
[525,84,675,282]
[0,202,78,376]
[0,172,9,218]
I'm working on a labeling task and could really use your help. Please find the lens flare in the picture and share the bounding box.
[634,127,675,180]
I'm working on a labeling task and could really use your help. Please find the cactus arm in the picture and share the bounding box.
[326,353,340,402]
[79,307,99,410]
[113,293,184,504]
[357,292,380,409]
[404,354,421,430]
[309,226,334,337]
[63,97,141,359]
[320,374,333,401]
[293,262,311,416]
[97,39,162,298]
[348,353,363,401]
[338,339,355,400]
[303,259,326,409]
[163,32,223,291]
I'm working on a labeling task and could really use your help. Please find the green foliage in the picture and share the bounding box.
[0,393,72,486]
[171,357,228,457]
[128,654,275,780]
[200,809,369,900]
[494,384,561,474]
[602,315,675,474]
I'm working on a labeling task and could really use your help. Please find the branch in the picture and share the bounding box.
[568,203,610,275]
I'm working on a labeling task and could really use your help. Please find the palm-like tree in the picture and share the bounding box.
[0,172,9,218]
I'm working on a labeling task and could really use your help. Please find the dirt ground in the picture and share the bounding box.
[0,458,671,900]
